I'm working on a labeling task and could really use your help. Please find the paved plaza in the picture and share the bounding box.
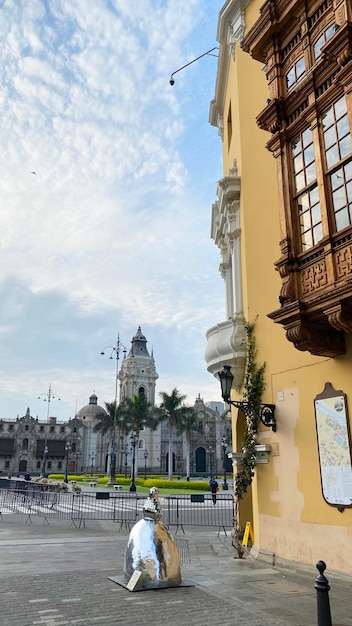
[0,513,351,626]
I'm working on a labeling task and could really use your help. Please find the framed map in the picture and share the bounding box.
[314,382,352,508]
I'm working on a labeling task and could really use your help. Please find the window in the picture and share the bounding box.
[47,461,52,469]
[58,461,62,470]
[323,96,352,232]
[286,57,305,89]
[40,426,44,432]
[25,424,29,431]
[60,426,65,433]
[292,129,322,250]
[22,438,28,450]
[0,424,3,431]
[36,461,41,469]
[5,460,9,468]
[314,24,337,60]
[139,439,144,449]
[71,442,76,453]
[50,426,55,433]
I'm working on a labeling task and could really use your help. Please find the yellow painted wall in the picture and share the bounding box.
[220,1,352,573]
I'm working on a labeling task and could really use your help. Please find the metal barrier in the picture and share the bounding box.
[0,489,234,534]
[0,488,140,530]
[165,493,234,535]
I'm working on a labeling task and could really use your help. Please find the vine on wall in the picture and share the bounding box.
[234,320,265,502]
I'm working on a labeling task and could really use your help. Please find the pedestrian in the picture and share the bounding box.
[210,476,219,504]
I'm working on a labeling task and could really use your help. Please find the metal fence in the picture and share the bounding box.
[165,493,234,535]
[0,488,234,533]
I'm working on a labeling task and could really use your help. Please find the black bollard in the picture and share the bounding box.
[315,560,332,626]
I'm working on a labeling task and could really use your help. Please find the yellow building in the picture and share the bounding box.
[205,0,352,575]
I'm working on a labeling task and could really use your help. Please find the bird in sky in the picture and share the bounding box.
[30,171,37,174]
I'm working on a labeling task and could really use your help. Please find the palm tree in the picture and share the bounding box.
[119,394,159,434]
[119,394,160,491]
[93,401,120,479]
[157,388,192,480]
[177,409,198,479]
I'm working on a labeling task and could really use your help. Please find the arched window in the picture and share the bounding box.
[22,438,28,450]
[71,442,76,453]
[139,439,144,449]
[138,387,145,396]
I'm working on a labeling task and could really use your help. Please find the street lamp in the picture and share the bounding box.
[208,446,213,477]
[218,365,277,431]
[169,47,218,86]
[64,442,71,483]
[38,384,61,478]
[42,445,48,479]
[143,449,148,480]
[124,444,128,479]
[90,452,95,476]
[221,436,228,490]
[101,334,126,485]
[130,431,138,492]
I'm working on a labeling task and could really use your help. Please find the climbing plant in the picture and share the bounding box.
[234,320,265,502]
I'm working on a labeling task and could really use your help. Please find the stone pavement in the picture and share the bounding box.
[0,514,351,626]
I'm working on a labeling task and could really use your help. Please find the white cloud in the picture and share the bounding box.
[0,0,225,419]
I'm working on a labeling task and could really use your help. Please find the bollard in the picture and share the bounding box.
[315,560,332,626]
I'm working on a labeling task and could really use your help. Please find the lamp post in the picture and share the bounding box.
[64,442,71,483]
[218,365,276,431]
[208,446,213,477]
[143,450,148,480]
[38,384,61,478]
[90,452,95,476]
[130,431,138,492]
[124,444,128,479]
[42,445,48,479]
[101,335,126,485]
[221,436,228,490]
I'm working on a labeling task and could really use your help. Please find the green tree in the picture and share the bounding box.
[118,394,160,490]
[93,401,120,480]
[157,388,192,480]
[176,409,197,479]
[119,394,159,434]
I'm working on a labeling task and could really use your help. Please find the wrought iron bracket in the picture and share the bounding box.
[226,400,276,432]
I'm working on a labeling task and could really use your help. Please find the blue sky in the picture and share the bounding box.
[0,0,224,420]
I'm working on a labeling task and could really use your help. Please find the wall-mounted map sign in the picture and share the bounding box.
[314,382,352,508]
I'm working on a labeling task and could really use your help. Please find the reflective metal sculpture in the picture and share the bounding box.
[124,487,181,589]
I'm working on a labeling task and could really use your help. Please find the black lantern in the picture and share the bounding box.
[218,365,276,431]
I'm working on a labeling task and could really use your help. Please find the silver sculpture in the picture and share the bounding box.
[124,487,181,589]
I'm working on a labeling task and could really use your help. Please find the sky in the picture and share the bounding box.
[0,0,225,421]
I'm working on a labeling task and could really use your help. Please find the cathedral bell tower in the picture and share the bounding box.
[118,326,159,475]
[119,326,158,405]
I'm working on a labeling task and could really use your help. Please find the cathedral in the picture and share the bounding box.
[0,327,230,478]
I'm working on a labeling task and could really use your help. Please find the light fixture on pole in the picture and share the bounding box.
[100,335,126,485]
[208,445,214,477]
[169,47,219,86]
[90,452,95,476]
[221,436,228,491]
[38,384,61,478]
[64,442,71,483]
[218,365,276,431]
[130,431,138,492]
[143,449,148,480]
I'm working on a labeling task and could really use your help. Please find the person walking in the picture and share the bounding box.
[210,476,219,505]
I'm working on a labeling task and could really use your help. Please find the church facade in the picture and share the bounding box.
[0,327,229,479]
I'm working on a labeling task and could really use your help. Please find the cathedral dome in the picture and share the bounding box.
[76,393,106,424]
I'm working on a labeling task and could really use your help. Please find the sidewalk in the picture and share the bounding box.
[0,513,350,626]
